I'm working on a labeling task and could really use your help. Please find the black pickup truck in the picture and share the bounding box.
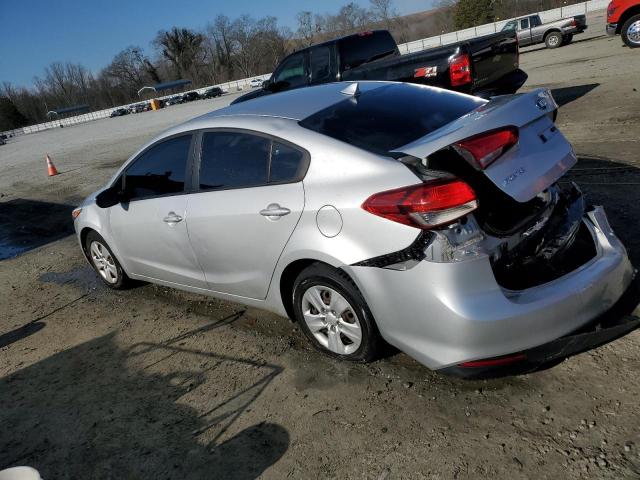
[232,29,527,105]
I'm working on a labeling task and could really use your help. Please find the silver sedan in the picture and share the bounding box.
[73,81,636,377]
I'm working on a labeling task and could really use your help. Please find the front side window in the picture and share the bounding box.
[124,135,191,200]
[502,21,517,32]
[520,18,530,29]
[272,53,307,89]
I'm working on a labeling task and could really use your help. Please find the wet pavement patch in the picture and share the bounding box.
[0,199,74,260]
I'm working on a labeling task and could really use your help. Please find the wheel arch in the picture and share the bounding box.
[278,258,361,323]
[543,28,563,40]
[619,7,640,33]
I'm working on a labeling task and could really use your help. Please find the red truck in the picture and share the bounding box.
[607,0,640,47]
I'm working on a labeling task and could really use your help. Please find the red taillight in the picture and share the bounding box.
[570,19,577,27]
[449,53,471,87]
[362,180,478,229]
[607,2,616,18]
[453,127,519,170]
[459,353,526,368]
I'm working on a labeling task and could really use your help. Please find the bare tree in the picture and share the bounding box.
[154,27,205,80]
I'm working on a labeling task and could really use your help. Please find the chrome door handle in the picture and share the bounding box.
[260,203,291,218]
[163,212,183,223]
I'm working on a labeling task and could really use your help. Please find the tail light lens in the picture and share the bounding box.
[607,2,616,17]
[362,180,478,229]
[453,127,519,170]
[570,19,577,27]
[449,53,472,87]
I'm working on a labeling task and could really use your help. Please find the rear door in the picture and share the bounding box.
[108,134,207,288]
[186,130,308,299]
[530,15,545,43]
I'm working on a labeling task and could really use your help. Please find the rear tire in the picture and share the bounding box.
[85,231,131,289]
[621,15,640,48]
[545,31,563,49]
[292,263,383,362]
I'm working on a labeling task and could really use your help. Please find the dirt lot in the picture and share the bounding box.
[2,11,640,479]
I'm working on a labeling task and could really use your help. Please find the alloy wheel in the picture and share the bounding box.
[90,241,118,284]
[628,20,640,45]
[301,286,362,355]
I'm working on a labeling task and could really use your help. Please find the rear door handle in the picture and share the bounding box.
[260,203,291,218]
[163,212,183,224]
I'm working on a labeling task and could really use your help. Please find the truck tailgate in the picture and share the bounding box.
[392,88,577,203]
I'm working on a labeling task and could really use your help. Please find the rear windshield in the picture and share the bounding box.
[299,83,483,154]
[339,31,398,70]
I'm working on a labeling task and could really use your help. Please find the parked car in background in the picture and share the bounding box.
[502,13,587,49]
[250,78,264,88]
[202,87,223,98]
[0,136,5,146]
[232,29,527,105]
[74,81,637,378]
[164,95,183,106]
[607,0,640,47]
[110,108,128,118]
[181,91,201,102]
[128,103,147,114]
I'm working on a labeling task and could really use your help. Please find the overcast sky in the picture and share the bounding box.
[0,0,436,88]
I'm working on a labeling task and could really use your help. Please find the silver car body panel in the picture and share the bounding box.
[75,81,633,370]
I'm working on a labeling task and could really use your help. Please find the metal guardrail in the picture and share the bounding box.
[1,0,608,140]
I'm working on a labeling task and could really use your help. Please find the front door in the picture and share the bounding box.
[186,130,308,299]
[108,134,207,288]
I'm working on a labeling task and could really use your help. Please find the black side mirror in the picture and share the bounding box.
[96,186,128,208]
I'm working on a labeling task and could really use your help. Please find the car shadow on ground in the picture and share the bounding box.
[0,199,74,261]
[550,83,599,107]
[0,314,288,479]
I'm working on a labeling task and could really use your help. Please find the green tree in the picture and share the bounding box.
[0,96,28,131]
[454,0,494,29]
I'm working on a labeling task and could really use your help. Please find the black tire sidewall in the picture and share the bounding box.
[85,231,128,289]
[292,264,380,362]
[622,15,640,48]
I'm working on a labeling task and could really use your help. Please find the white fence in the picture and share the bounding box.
[2,0,608,140]
[397,0,609,53]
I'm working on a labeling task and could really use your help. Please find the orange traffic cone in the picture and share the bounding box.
[46,154,58,176]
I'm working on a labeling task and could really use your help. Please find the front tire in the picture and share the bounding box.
[292,264,382,362]
[621,15,640,48]
[85,231,131,289]
[545,31,563,49]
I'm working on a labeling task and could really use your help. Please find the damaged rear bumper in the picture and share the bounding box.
[345,205,635,372]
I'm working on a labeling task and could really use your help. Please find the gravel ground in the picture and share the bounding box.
[1,10,640,479]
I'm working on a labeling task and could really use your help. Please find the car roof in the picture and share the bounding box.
[186,81,391,125]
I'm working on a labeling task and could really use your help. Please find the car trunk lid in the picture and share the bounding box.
[392,88,577,203]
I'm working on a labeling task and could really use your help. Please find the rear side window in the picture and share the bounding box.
[530,16,542,27]
[200,132,270,190]
[338,31,398,71]
[270,142,306,183]
[299,83,483,155]
[124,135,191,199]
[199,132,308,190]
[310,46,332,83]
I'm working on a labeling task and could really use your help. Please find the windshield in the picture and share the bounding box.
[299,83,483,155]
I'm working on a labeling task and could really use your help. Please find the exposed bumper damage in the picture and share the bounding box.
[346,190,636,373]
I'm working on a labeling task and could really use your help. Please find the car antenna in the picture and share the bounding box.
[340,82,361,98]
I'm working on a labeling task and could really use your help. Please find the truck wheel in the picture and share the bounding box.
[621,14,640,48]
[563,34,574,45]
[545,32,563,49]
